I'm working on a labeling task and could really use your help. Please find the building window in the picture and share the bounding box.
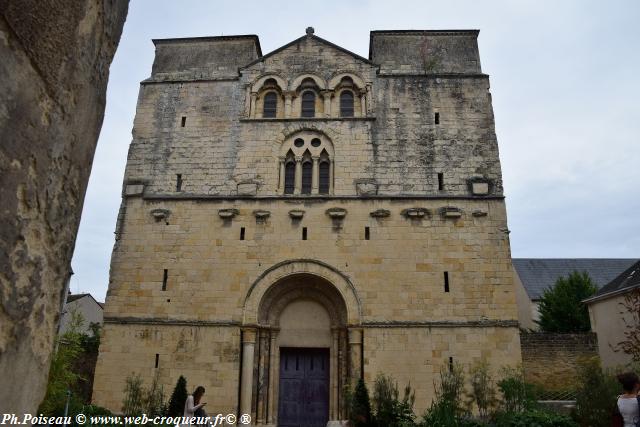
[340,91,354,117]
[284,162,295,194]
[319,161,330,194]
[263,92,277,118]
[301,91,316,117]
[301,161,312,194]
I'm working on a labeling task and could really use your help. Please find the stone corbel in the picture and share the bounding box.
[440,207,463,219]
[150,208,170,222]
[288,209,305,220]
[401,207,430,219]
[218,208,239,219]
[370,209,391,218]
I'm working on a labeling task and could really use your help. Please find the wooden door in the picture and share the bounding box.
[278,348,329,427]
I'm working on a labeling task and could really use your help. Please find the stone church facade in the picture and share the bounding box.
[93,29,521,424]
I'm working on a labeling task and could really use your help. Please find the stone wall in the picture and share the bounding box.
[0,0,127,413]
[521,332,599,391]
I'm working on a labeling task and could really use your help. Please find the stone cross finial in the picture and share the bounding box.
[306,27,314,36]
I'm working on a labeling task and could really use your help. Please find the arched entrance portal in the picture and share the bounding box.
[240,260,362,426]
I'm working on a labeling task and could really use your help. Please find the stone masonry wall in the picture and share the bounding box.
[0,1,127,413]
[123,34,501,198]
[521,332,599,392]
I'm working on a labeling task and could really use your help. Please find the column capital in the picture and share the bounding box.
[284,90,296,98]
[321,89,333,97]
[242,327,258,343]
[295,156,303,163]
[348,328,363,344]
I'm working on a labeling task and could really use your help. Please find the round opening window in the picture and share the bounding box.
[311,138,321,147]
[294,138,305,147]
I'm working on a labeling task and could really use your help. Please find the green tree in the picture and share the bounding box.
[167,375,188,416]
[349,378,373,427]
[572,357,619,427]
[38,309,85,415]
[536,271,597,332]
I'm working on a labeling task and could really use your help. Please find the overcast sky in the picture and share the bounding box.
[70,0,640,300]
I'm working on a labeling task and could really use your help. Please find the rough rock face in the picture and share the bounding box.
[0,0,128,414]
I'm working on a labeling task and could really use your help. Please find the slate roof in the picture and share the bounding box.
[66,293,90,303]
[65,293,105,308]
[512,258,638,301]
[584,259,640,303]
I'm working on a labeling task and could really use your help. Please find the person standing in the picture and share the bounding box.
[617,372,640,427]
[184,386,207,426]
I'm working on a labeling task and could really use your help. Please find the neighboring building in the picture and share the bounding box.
[585,260,640,367]
[93,28,522,422]
[59,293,104,336]
[513,258,637,330]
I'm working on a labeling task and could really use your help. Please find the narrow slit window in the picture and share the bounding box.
[449,356,454,372]
[155,354,159,368]
[437,173,444,191]
[263,92,277,118]
[302,227,308,240]
[240,227,245,240]
[444,271,450,293]
[284,162,295,194]
[181,116,186,127]
[176,174,183,192]
[162,269,168,291]
[435,112,440,125]
[365,226,370,240]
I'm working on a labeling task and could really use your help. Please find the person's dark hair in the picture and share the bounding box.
[193,386,205,404]
[617,372,640,393]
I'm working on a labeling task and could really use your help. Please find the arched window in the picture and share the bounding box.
[263,92,277,118]
[284,162,295,194]
[301,91,316,118]
[340,91,354,117]
[319,161,330,194]
[301,161,313,194]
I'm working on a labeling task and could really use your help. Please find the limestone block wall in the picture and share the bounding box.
[104,198,517,323]
[365,326,521,414]
[123,34,501,198]
[93,323,240,413]
[369,31,482,75]
[521,332,598,392]
[0,1,127,413]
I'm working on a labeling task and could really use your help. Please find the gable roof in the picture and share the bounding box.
[584,259,640,304]
[513,258,638,301]
[242,32,375,69]
[65,293,105,309]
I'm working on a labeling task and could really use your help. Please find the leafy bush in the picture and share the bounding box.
[467,361,497,421]
[493,409,577,427]
[420,363,467,426]
[497,367,537,413]
[372,373,416,427]
[536,271,597,332]
[122,373,145,416]
[38,312,85,416]
[572,357,619,427]
[346,378,373,427]
[167,375,188,416]
[145,373,166,416]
